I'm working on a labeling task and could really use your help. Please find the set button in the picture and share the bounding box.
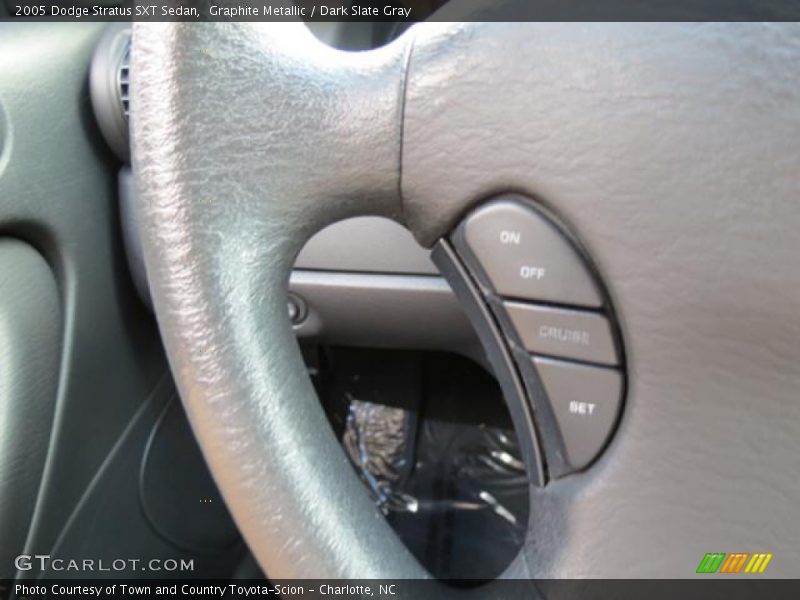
[534,357,622,471]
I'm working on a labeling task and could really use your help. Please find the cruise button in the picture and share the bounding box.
[460,199,602,307]
[505,302,618,366]
[534,357,622,472]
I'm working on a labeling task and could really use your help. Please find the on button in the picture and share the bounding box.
[460,199,602,308]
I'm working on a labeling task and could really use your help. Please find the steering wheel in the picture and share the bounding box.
[131,20,800,585]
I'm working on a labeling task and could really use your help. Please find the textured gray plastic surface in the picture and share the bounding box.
[0,240,61,578]
[533,357,622,471]
[505,303,618,366]
[461,200,601,307]
[133,20,800,580]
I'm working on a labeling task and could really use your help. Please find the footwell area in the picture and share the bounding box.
[312,347,530,582]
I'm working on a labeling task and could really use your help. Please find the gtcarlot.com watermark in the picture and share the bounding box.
[14,555,194,573]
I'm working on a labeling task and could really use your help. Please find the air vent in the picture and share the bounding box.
[118,42,131,119]
[89,24,132,163]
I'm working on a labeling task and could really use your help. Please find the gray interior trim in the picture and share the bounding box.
[0,24,167,577]
[290,269,479,358]
[0,239,61,578]
[295,216,437,275]
[47,374,246,579]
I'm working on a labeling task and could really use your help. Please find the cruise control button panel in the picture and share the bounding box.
[460,200,602,308]
[446,195,626,479]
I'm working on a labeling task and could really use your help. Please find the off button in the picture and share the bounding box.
[461,199,602,308]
